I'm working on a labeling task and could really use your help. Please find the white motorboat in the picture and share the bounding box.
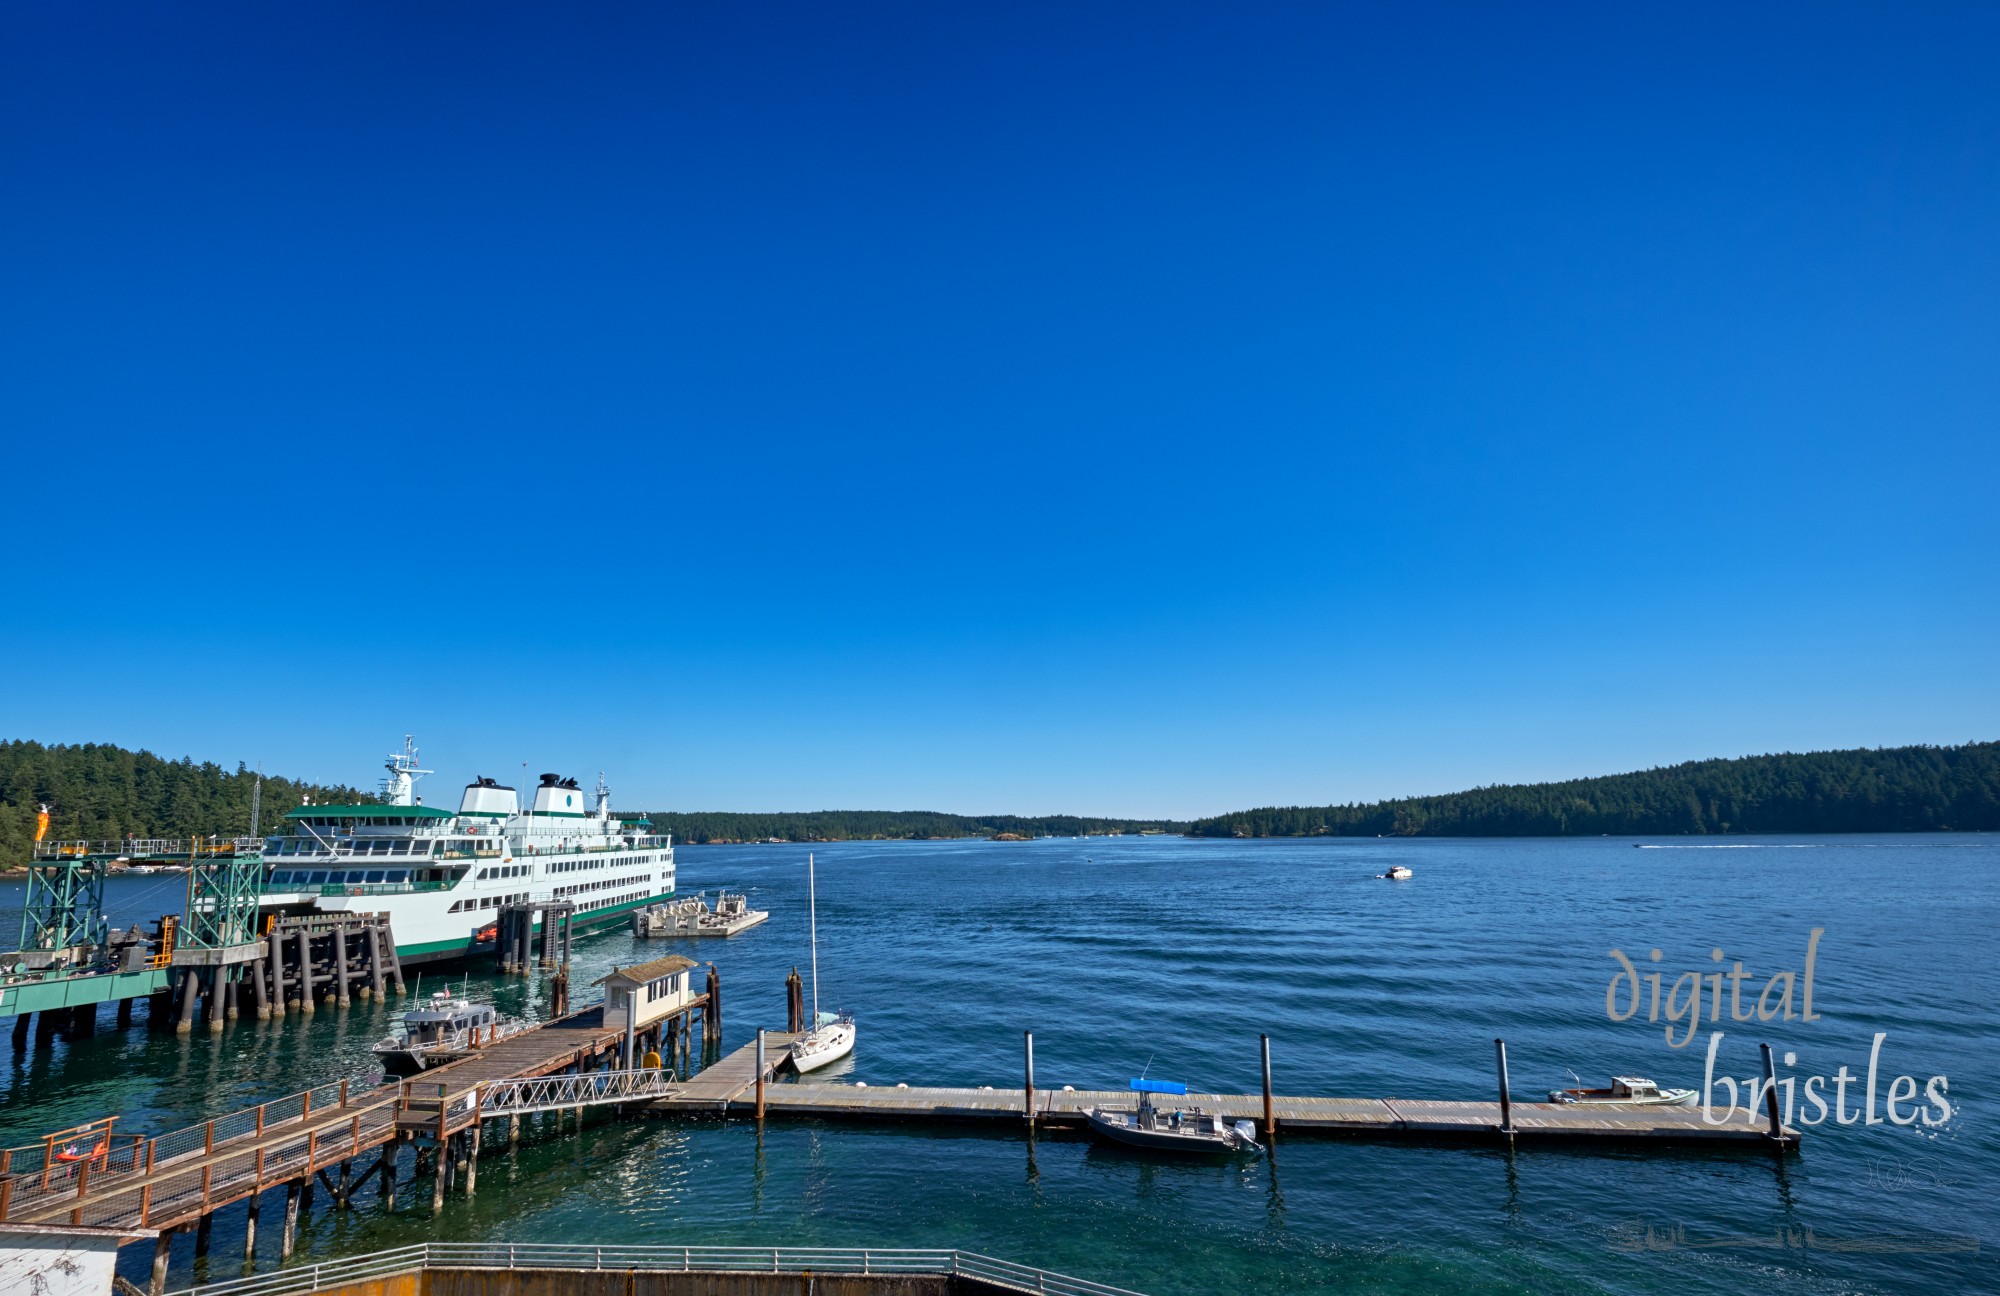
[789,852,856,1074]
[1547,1075,1695,1107]
[372,989,523,1074]
[1380,864,1413,880]
[1086,1079,1260,1155]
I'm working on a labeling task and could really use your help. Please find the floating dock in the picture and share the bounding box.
[631,893,770,939]
[652,1036,1800,1148]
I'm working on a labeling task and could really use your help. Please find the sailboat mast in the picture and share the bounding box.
[808,852,820,1024]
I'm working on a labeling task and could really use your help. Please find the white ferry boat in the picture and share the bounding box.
[257,739,676,965]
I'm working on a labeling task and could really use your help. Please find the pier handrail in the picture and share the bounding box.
[0,1077,383,1224]
[164,1243,1150,1296]
[470,1066,678,1116]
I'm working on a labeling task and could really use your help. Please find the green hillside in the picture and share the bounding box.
[1186,742,2000,838]
[0,740,367,865]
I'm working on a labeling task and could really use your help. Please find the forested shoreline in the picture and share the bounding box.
[1186,742,2000,838]
[6,738,1994,864]
[0,741,366,865]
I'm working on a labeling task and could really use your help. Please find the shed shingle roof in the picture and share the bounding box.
[593,954,698,986]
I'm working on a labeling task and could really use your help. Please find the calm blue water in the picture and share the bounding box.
[2,835,1994,1294]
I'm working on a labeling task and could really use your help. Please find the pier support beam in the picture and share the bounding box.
[118,997,135,1028]
[250,958,270,1021]
[367,928,386,1001]
[243,1187,260,1266]
[280,1180,300,1259]
[295,929,314,1015]
[267,942,285,1016]
[11,1012,28,1049]
[149,1230,173,1296]
[430,1142,447,1214]
[1494,1038,1515,1140]
[175,969,200,1035]
[756,1030,767,1122]
[335,926,351,1008]
[464,1127,479,1195]
[194,1209,212,1258]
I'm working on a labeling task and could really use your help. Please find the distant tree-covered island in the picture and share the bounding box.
[1186,742,2000,838]
[641,810,1186,844]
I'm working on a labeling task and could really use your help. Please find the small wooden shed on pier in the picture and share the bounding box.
[595,954,698,1031]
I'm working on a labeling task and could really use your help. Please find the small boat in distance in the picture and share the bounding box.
[372,989,523,1074]
[1547,1075,1696,1107]
[790,852,856,1073]
[1379,864,1413,880]
[1086,1079,1260,1155]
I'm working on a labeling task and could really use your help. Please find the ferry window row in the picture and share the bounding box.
[554,872,649,899]
[476,864,529,880]
[551,853,655,873]
[269,868,411,886]
[579,887,648,913]
[270,839,429,857]
[449,891,528,913]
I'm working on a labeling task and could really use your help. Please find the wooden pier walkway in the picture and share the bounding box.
[0,990,718,1294]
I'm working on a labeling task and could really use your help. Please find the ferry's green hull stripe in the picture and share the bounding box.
[391,890,672,959]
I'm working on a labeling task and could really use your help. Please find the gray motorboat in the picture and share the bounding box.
[1086,1079,1261,1155]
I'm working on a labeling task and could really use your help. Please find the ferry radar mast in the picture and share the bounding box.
[382,735,432,806]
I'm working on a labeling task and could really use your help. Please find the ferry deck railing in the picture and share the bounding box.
[164,1242,1150,1296]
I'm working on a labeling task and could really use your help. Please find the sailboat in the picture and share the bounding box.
[788,851,856,1073]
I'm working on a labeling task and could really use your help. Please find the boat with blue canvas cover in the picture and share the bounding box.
[1086,1078,1261,1154]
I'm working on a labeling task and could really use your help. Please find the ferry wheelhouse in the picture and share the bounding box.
[258,740,676,965]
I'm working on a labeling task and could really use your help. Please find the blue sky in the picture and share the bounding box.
[2,3,1995,818]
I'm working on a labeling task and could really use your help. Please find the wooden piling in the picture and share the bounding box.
[174,969,200,1035]
[334,927,351,1007]
[1494,1038,1514,1137]
[268,939,286,1016]
[1023,1032,1035,1126]
[295,929,314,1015]
[242,1187,259,1267]
[250,959,270,1021]
[1260,1034,1275,1140]
[755,1030,767,1121]
[1759,1043,1784,1141]
[149,1229,173,1296]
[279,1180,300,1260]
[367,926,386,1001]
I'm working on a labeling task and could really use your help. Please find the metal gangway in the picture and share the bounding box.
[469,1066,679,1117]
